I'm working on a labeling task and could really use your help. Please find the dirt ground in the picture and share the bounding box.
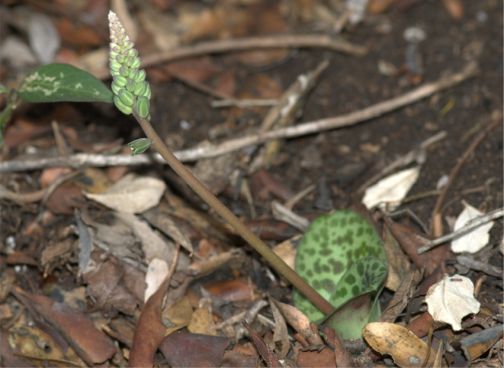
[0,0,502,367]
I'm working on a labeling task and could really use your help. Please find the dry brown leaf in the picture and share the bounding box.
[0,328,33,367]
[13,287,116,365]
[383,226,411,291]
[45,182,85,215]
[272,236,299,269]
[143,207,194,254]
[40,238,75,276]
[163,295,194,334]
[442,0,464,20]
[297,347,336,368]
[116,211,179,263]
[269,297,290,359]
[8,320,84,366]
[244,322,280,368]
[39,167,73,188]
[188,304,217,336]
[363,322,437,367]
[83,254,142,315]
[273,300,323,346]
[160,331,230,367]
[203,278,257,303]
[367,0,396,14]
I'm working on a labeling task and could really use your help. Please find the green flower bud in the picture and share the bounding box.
[114,96,132,115]
[130,57,141,69]
[127,138,152,155]
[109,11,151,118]
[119,66,130,77]
[126,79,136,92]
[114,75,128,87]
[132,81,147,96]
[118,89,134,107]
[110,60,121,72]
[134,70,146,82]
[135,96,150,119]
[127,48,138,58]
[142,84,151,99]
[111,81,123,95]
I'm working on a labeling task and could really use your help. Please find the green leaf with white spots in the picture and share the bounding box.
[18,64,113,103]
[293,210,388,337]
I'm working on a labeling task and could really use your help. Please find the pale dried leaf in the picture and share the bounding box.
[425,274,480,331]
[451,202,494,253]
[85,174,166,213]
[363,322,436,367]
[362,167,420,210]
[116,212,177,264]
[144,258,169,302]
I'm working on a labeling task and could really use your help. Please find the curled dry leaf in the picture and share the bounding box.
[273,300,323,346]
[451,202,494,253]
[363,322,436,367]
[85,174,166,214]
[425,274,480,331]
[362,166,420,210]
[268,297,290,359]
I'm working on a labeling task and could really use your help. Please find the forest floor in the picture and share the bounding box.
[0,0,502,367]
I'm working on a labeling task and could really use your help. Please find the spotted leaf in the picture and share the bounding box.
[294,210,388,324]
[19,63,113,103]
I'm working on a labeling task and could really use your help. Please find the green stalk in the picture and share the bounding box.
[133,111,334,315]
[108,10,333,315]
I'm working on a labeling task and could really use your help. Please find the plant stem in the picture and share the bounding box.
[133,112,334,315]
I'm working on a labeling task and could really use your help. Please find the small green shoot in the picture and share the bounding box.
[127,138,152,155]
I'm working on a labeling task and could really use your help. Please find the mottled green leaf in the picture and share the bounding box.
[18,63,113,103]
[294,210,388,338]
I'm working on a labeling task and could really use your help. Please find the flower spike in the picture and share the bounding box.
[108,11,151,119]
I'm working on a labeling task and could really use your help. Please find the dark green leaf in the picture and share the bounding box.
[18,63,113,103]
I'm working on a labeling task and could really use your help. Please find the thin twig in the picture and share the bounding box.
[0,62,478,173]
[430,112,501,236]
[456,255,503,277]
[94,35,366,79]
[211,99,278,108]
[417,207,504,254]
[249,60,330,171]
[0,171,79,204]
